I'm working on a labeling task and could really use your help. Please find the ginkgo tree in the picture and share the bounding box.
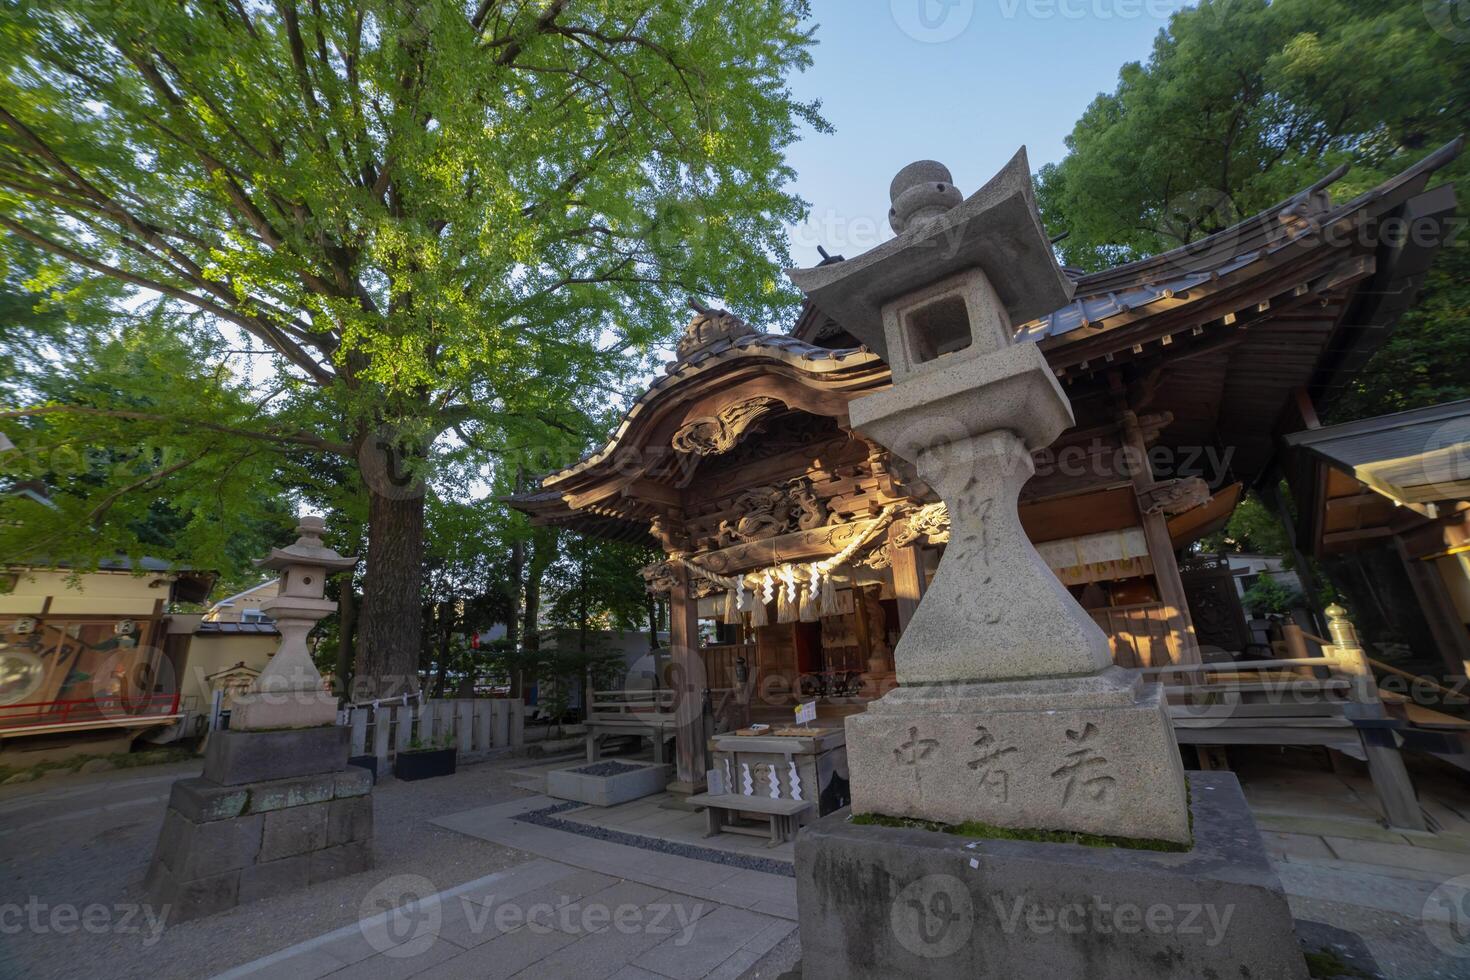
[0,0,824,696]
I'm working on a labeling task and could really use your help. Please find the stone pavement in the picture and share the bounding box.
[432,796,798,920]
[1237,755,1470,979]
[0,756,538,980]
[211,790,801,979]
[212,854,794,979]
[6,747,1470,979]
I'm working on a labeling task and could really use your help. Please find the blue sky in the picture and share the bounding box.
[781,0,1193,267]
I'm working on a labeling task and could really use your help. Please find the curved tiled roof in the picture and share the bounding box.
[541,325,883,487]
[1010,143,1459,346]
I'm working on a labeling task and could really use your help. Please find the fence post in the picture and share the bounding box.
[474,700,491,754]
[349,708,367,756]
[372,705,390,769]
[510,699,525,747]
[457,700,473,754]
[1326,604,1426,832]
[394,703,415,755]
[490,700,508,747]
[1282,623,1310,662]
[432,700,451,742]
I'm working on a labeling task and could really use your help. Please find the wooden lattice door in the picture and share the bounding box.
[1179,554,1251,656]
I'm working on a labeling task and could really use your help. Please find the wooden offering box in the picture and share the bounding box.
[708,727,849,823]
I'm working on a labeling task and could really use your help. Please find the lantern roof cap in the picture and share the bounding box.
[253,515,359,573]
[786,147,1075,360]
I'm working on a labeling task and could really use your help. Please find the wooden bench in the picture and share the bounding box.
[688,792,813,847]
[585,689,679,763]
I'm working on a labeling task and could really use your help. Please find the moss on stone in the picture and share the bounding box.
[849,812,1191,853]
[1304,949,1373,979]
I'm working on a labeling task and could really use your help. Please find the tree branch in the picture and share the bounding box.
[0,406,353,455]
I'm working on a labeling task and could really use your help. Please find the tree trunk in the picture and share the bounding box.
[354,486,426,699]
[518,527,556,707]
[577,548,589,655]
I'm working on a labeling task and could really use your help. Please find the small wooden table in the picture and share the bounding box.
[687,792,814,846]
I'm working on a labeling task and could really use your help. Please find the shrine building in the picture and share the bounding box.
[512,142,1465,795]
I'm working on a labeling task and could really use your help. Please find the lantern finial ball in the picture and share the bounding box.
[888,160,962,234]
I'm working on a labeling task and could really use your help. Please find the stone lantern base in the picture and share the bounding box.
[844,668,1191,844]
[144,726,374,925]
[795,772,1308,980]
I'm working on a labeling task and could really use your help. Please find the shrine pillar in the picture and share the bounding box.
[667,564,709,793]
[1119,408,1202,665]
[887,522,927,633]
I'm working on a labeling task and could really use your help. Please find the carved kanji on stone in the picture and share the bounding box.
[894,726,940,766]
[894,725,941,797]
[1050,723,1117,806]
[966,725,1019,803]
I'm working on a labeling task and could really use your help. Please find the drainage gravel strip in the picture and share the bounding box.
[512,801,796,878]
[569,761,652,777]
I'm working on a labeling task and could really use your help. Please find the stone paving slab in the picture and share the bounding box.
[512,886,712,979]
[608,967,669,980]
[332,936,469,980]
[1324,836,1470,876]
[435,868,620,949]
[1273,861,1449,923]
[632,906,794,980]
[1261,830,1336,860]
[1281,852,1470,887]
[431,796,799,921]
[1252,810,1416,845]
[212,849,792,980]
[432,919,581,980]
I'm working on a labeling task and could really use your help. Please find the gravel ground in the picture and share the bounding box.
[514,802,795,877]
[0,754,554,980]
[571,761,654,778]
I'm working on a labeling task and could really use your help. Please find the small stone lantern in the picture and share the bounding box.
[229,516,358,730]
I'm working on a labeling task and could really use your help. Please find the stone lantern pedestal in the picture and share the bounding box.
[145,517,373,925]
[785,154,1307,979]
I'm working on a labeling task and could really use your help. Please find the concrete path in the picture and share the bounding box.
[433,796,798,921]
[0,756,544,980]
[212,792,801,979]
[6,748,1469,979]
[1235,756,1470,979]
[212,855,793,980]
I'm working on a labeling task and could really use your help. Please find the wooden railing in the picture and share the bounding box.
[587,688,679,722]
[1140,613,1431,831]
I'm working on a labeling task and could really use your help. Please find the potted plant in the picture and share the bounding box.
[393,732,457,781]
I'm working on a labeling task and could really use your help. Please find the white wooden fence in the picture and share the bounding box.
[343,698,525,770]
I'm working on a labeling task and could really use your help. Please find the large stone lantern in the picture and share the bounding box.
[786,152,1307,980]
[790,151,1190,841]
[230,516,358,730]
